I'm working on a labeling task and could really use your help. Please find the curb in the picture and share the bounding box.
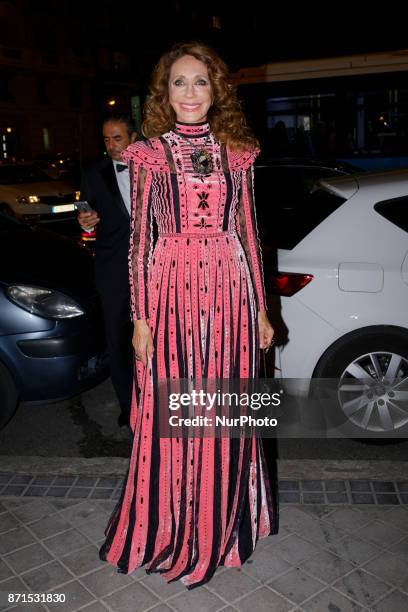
[0,457,407,480]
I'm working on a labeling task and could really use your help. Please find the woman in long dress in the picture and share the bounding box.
[99,41,279,589]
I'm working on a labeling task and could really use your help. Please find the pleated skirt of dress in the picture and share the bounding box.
[99,233,279,589]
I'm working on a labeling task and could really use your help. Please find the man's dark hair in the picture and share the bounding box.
[102,113,136,136]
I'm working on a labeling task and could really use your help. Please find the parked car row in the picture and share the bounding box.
[1,158,407,437]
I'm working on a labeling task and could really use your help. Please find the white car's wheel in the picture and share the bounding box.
[313,329,408,436]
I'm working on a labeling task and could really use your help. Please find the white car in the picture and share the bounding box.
[262,168,408,435]
[0,163,80,223]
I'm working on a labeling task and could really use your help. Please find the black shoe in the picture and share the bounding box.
[117,412,130,427]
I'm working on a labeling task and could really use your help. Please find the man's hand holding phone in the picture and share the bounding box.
[76,201,100,231]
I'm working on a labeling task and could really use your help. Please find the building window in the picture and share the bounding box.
[43,128,50,151]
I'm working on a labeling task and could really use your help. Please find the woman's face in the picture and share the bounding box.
[168,54,212,124]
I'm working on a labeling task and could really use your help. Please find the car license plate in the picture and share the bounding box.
[51,204,76,213]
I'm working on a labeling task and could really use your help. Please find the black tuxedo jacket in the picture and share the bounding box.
[80,157,130,295]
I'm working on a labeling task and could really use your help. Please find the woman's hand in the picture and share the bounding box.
[133,320,154,366]
[258,309,275,351]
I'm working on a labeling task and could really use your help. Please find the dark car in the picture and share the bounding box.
[0,212,109,429]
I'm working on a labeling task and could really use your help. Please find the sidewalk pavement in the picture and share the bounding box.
[0,460,407,612]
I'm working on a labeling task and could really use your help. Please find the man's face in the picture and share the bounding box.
[103,121,136,161]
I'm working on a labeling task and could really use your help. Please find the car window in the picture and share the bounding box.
[254,167,346,249]
[0,165,53,185]
[374,197,408,233]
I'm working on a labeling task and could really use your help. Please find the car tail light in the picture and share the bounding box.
[269,272,313,296]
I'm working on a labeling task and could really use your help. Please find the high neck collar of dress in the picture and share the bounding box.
[174,121,210,138]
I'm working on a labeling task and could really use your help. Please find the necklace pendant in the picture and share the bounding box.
[191,149,213,174]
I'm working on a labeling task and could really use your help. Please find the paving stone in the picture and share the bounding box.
[4,543,53,575]
[67,488,92,499]
[241,547,291,584]
[0,576,29,610]
[22,560,73,592]
[24,487,48,497]
[10,500,55,524]
[382,507,408,532]
[0,474,12,485]
[333,568,392,607]
[90,489,114,500]
[96,477,118,488]
[169,586,227,612]
[10,475,33,485]
[373,481,396,493]
[325,533,380,565]
[2,485,26,496]
[400,494,408,503]
[0,514,19,535]
[75,477,97,487]
[30,515,72,539]
[324,481,346,492]
[76,515,108,542]
[269,534,322,566]
[301,481,324,491]
[279,481,300,491]
[298,550,354,584]
[0,526,36,555]
[302,493,325,504]
[396,482,408,493]
[54,477,77,487]
[46,487,69,498]
[79,603,110,612]
[43,528,91,557]
[357,520,405,547]
[139,569,185,598]
[280,492,301,503]
[351,493,375,504]
[60,545,104,576]
[268,567,325,605]
[372,589,408,612]
[80,566,133,598]
[326,493,348,504]
[57,501,104,525]
[48,500,81,510]
[235,586,293,612]
[376,494,400,504]
[32,475,56,486]
[349,480,371,492]
[205,567,259,602]
[322,507,373,532]
[387,536,408,560]
[0,560,13,583]
[302,587,364,611]
[296,520,348,547]
[364,552,408,589]
[103,581,159,612]
[47,580,95,611]
[299,506,335,520]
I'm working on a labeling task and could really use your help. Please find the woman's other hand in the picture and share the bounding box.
[133,320,154,366]
[258,309,274,350]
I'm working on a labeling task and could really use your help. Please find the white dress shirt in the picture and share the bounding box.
[114,161,131,214]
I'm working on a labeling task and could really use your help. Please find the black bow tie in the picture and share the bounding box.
[116,163,128,173]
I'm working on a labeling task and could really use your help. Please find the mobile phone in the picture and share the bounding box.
[75,201,93,213]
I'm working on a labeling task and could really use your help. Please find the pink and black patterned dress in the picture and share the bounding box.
[99,121,279,589]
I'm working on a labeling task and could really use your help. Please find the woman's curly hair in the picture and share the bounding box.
[142,41,259,152]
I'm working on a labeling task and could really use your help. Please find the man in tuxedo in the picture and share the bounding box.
[78,114,137,426]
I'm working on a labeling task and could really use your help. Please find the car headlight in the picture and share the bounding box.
[16,195,40,204]
[6,285,85,319]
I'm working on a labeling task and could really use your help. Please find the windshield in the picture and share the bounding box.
[0,165,53,185]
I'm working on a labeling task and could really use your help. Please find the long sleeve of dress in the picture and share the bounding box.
[122,147,153,321]
[236,162,267,312]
